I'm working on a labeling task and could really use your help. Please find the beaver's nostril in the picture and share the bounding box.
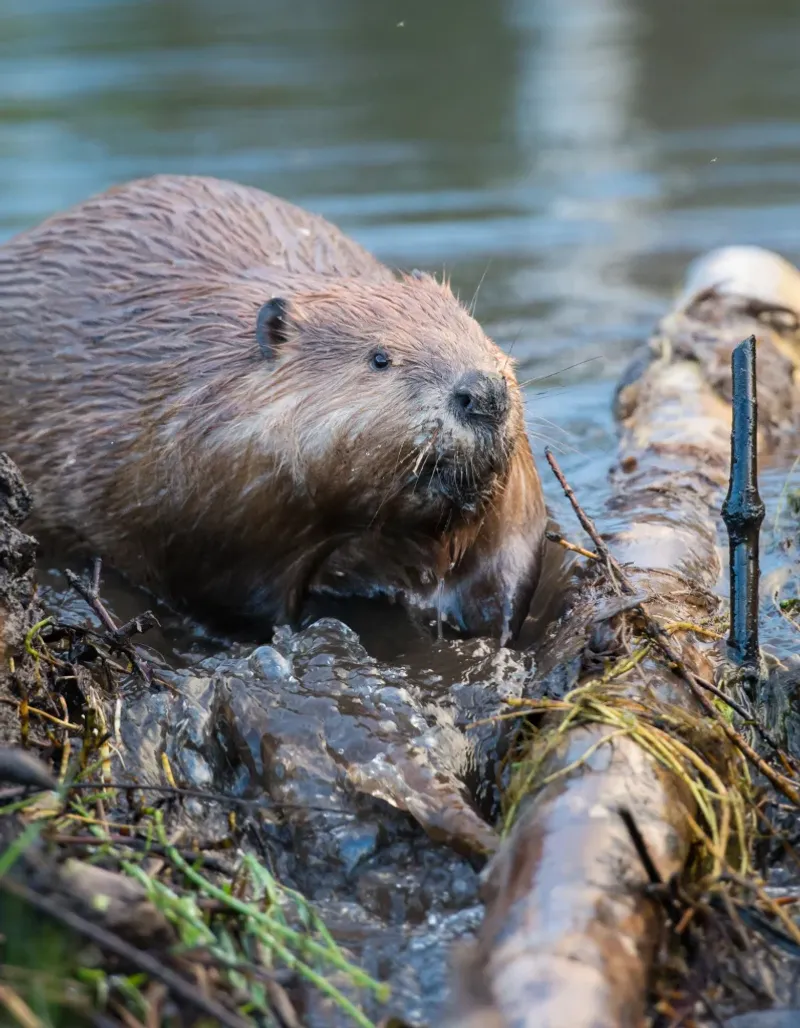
[452,371,509,424]
[454,389,474,412]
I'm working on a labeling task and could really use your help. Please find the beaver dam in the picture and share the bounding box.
[0,245,799,1028]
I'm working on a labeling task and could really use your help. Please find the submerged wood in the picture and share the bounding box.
[450,249,800,1028]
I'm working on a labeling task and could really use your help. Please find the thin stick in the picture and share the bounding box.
[0,876,251,1028]
[643,610,800,803]
[0,983,44,1028]
[64,562,157,684]
[684,673,800,806]
[618,806,687,930]
[721,335,765,674]
[518,356,601,389]
[679,673,797,769]
[545,531,599,561]
[61,778,342,814]
[617,807,663,885]
[48,834,232,874]
[545,448,632,595]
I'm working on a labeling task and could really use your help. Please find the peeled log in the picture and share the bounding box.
[450,247,800,1027]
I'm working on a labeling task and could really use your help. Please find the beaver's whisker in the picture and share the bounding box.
[500,328,523,373]
[412,444,431,478]
[524,424,582,453]
[523,415,585,457]
[422,450,443,500]
[526,415,578,440]
[468,260,493,318]
[389,440,416,482]
[370,445,419,526]
[409,443,435,500]
[517,356,601,390]
[406,425,440,495]
[525,428,564,447]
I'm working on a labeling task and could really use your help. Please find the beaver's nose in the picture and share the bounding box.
[452,371,509,424]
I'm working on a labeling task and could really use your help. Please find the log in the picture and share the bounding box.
[449,246,800,1027]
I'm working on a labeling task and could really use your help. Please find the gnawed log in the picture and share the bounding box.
[449,246,800,1027]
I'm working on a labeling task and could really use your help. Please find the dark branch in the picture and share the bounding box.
[721,335,765,675]
[64,559,158,684]
[544,447,632,596]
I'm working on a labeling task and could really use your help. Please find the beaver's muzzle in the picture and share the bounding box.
[450,370,509,427]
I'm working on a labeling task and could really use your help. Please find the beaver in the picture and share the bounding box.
[0,175,546,643]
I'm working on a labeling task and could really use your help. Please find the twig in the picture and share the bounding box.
[646,627,800,806]
[721,336,765,676]
[0,698,83,733]
[61,779,315,812]
[545,447,632,595]
[91,556,102,596]
[0,983,45,1028]
[701,995,726,1028]
[545,531,599,561]
[64,561,157,684]
[618,806,663,886]
[0,876,251,1028]
[619,808,690,937]
[666,671,798,771]
[48,834,233,874]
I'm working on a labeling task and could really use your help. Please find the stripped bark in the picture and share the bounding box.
[450,247,800,1027]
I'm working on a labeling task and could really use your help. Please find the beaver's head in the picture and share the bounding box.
[249,270,524,532]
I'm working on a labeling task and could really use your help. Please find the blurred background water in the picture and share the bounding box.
[1,0,800,652]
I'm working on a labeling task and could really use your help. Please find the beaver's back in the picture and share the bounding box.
[1,175,390,284]
[0,175,393,552]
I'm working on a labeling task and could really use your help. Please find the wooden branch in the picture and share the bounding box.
[721,335,765,678]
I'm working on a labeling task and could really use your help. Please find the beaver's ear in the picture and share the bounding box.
[256,297,292,358]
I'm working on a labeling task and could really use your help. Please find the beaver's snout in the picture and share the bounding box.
[451,370,509,426]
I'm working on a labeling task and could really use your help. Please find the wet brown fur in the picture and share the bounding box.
[0,175,546,641]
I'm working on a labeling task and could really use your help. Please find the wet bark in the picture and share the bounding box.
[450,261,800,1027]
[721,335,765,677]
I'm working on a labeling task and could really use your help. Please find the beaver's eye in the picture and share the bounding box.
[370,350,392,371]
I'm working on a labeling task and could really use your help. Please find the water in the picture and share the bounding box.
[3,1,800,1021]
